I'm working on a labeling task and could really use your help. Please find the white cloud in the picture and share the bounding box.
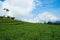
[30,12,59,23]
[2,0,43,22]
[0,1,3,16]
[3,0,35,19]
[0,0,59,23]
[35,0,42,6]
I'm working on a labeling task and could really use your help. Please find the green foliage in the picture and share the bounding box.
[0,19,60,40]
[0,16,15,20]
[7,16,11,19]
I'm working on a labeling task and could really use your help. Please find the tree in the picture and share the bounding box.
[47,21,52,24]
[4,8,9,12]
[11,17,15,20]
[7,16,10,19]
[3,8,9,16]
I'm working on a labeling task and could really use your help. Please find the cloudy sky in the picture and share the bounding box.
[0,0,60,23]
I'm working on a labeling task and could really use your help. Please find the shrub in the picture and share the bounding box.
[7,16,10,19]
[11,17,15,20]
[0,16,3,19]
[47,21,52,24]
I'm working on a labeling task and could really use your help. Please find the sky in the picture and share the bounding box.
[0,0,60,23]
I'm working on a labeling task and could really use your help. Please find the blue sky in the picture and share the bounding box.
[0,0,5,2]
[33,0,60,16]
[0,0,60,23]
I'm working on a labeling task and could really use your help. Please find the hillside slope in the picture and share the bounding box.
[0,19,60,40]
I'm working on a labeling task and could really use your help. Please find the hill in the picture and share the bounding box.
[0,17,60,40]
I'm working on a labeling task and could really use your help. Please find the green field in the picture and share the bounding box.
[0,19,60,40]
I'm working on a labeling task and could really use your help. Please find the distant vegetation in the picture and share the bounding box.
[45,21,60,25]
[0,16,15,20]
[0,16,60,25]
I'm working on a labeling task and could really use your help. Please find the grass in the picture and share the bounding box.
[0,19,60,40]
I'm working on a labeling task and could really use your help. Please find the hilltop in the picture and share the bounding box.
[0,16,60,40]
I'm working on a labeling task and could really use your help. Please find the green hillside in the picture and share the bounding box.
[0,17,60,40]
